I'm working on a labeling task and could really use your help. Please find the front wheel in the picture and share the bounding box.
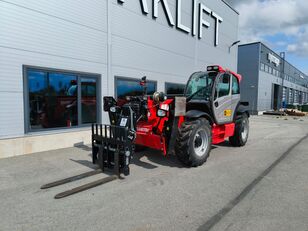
[175,118,212,167]
[229,113,249,147]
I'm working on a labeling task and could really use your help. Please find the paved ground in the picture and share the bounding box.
[0,115,307,231]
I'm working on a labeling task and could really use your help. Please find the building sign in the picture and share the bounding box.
[117,0,223,46]
[268,53,280,67]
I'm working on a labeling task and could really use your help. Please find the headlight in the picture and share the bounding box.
[110,106,116,113]
[157,109,167,117]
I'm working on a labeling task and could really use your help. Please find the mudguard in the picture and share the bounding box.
[185,110,214,124]
[233,102,250,121]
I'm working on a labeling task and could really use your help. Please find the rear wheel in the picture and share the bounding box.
[175,118,212,167]
[229,113,249,146]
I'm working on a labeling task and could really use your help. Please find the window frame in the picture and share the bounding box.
[216,73,231,99]
[114,76,157,99]
[23,65,101,133]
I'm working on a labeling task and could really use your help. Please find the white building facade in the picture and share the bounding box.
[0,0,239,157]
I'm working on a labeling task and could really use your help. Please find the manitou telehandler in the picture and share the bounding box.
[41,65,249,198]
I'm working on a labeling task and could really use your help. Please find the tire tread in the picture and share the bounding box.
[175,118,212,167]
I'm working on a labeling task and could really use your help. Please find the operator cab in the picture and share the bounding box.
[184,65,241,125]
[185,71,218,102]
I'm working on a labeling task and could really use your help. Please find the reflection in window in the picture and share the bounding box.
[47,73,78,128]
[217,74,230,98]
[232,75,240,95]
[28,70,48,129]
[27,68,97,131]
[81,78,97,124]
[116,77,157,99]
[165,82,185,96]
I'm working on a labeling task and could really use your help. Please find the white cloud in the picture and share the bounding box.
[285,28,308,57]
[287,41,308,57]
[226,0,308,57]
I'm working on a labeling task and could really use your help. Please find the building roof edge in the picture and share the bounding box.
[221,0,239,15]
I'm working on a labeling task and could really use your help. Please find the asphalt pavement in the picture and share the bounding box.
[0,115,307,231]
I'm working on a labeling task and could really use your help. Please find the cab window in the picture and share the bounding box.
[217,74,230,98]
[232,75,240,95]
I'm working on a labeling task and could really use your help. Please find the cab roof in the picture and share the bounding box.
[207,65,242,82]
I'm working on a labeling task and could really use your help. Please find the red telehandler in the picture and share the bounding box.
[41,65,249,198]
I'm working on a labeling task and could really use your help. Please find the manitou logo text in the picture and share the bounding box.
[117,0,223,46]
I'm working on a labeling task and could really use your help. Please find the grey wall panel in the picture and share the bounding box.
[111,35,195,77]
[0,1,108,65]
[111,4,195,59]
[3,0,107,31]
[111,1,238,66]
[237,43,260,112]
[0,0,109,137]
[258,72,282,111]
[110,0,239,93]
[0,91,24,138]
[196,41,238,70]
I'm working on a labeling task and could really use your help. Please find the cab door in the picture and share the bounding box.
[212,73,233,124]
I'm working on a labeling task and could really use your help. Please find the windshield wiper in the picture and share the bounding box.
[186,86,208,102]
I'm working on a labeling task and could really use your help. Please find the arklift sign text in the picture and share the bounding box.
[117,0,223,46]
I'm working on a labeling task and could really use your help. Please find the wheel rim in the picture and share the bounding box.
[193,129,209,157]
[241,119,249,141]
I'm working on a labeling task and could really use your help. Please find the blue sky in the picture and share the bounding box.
[264,33,308,73]
[226,0,308,74]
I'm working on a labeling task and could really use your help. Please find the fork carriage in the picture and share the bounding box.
[92,124,135,177]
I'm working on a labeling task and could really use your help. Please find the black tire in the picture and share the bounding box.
[229,113,249,147]
[175,118,212,167]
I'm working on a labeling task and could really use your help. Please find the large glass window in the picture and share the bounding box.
[165,82,185,96]
[115,77,157,100]
[26,68,98,131]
